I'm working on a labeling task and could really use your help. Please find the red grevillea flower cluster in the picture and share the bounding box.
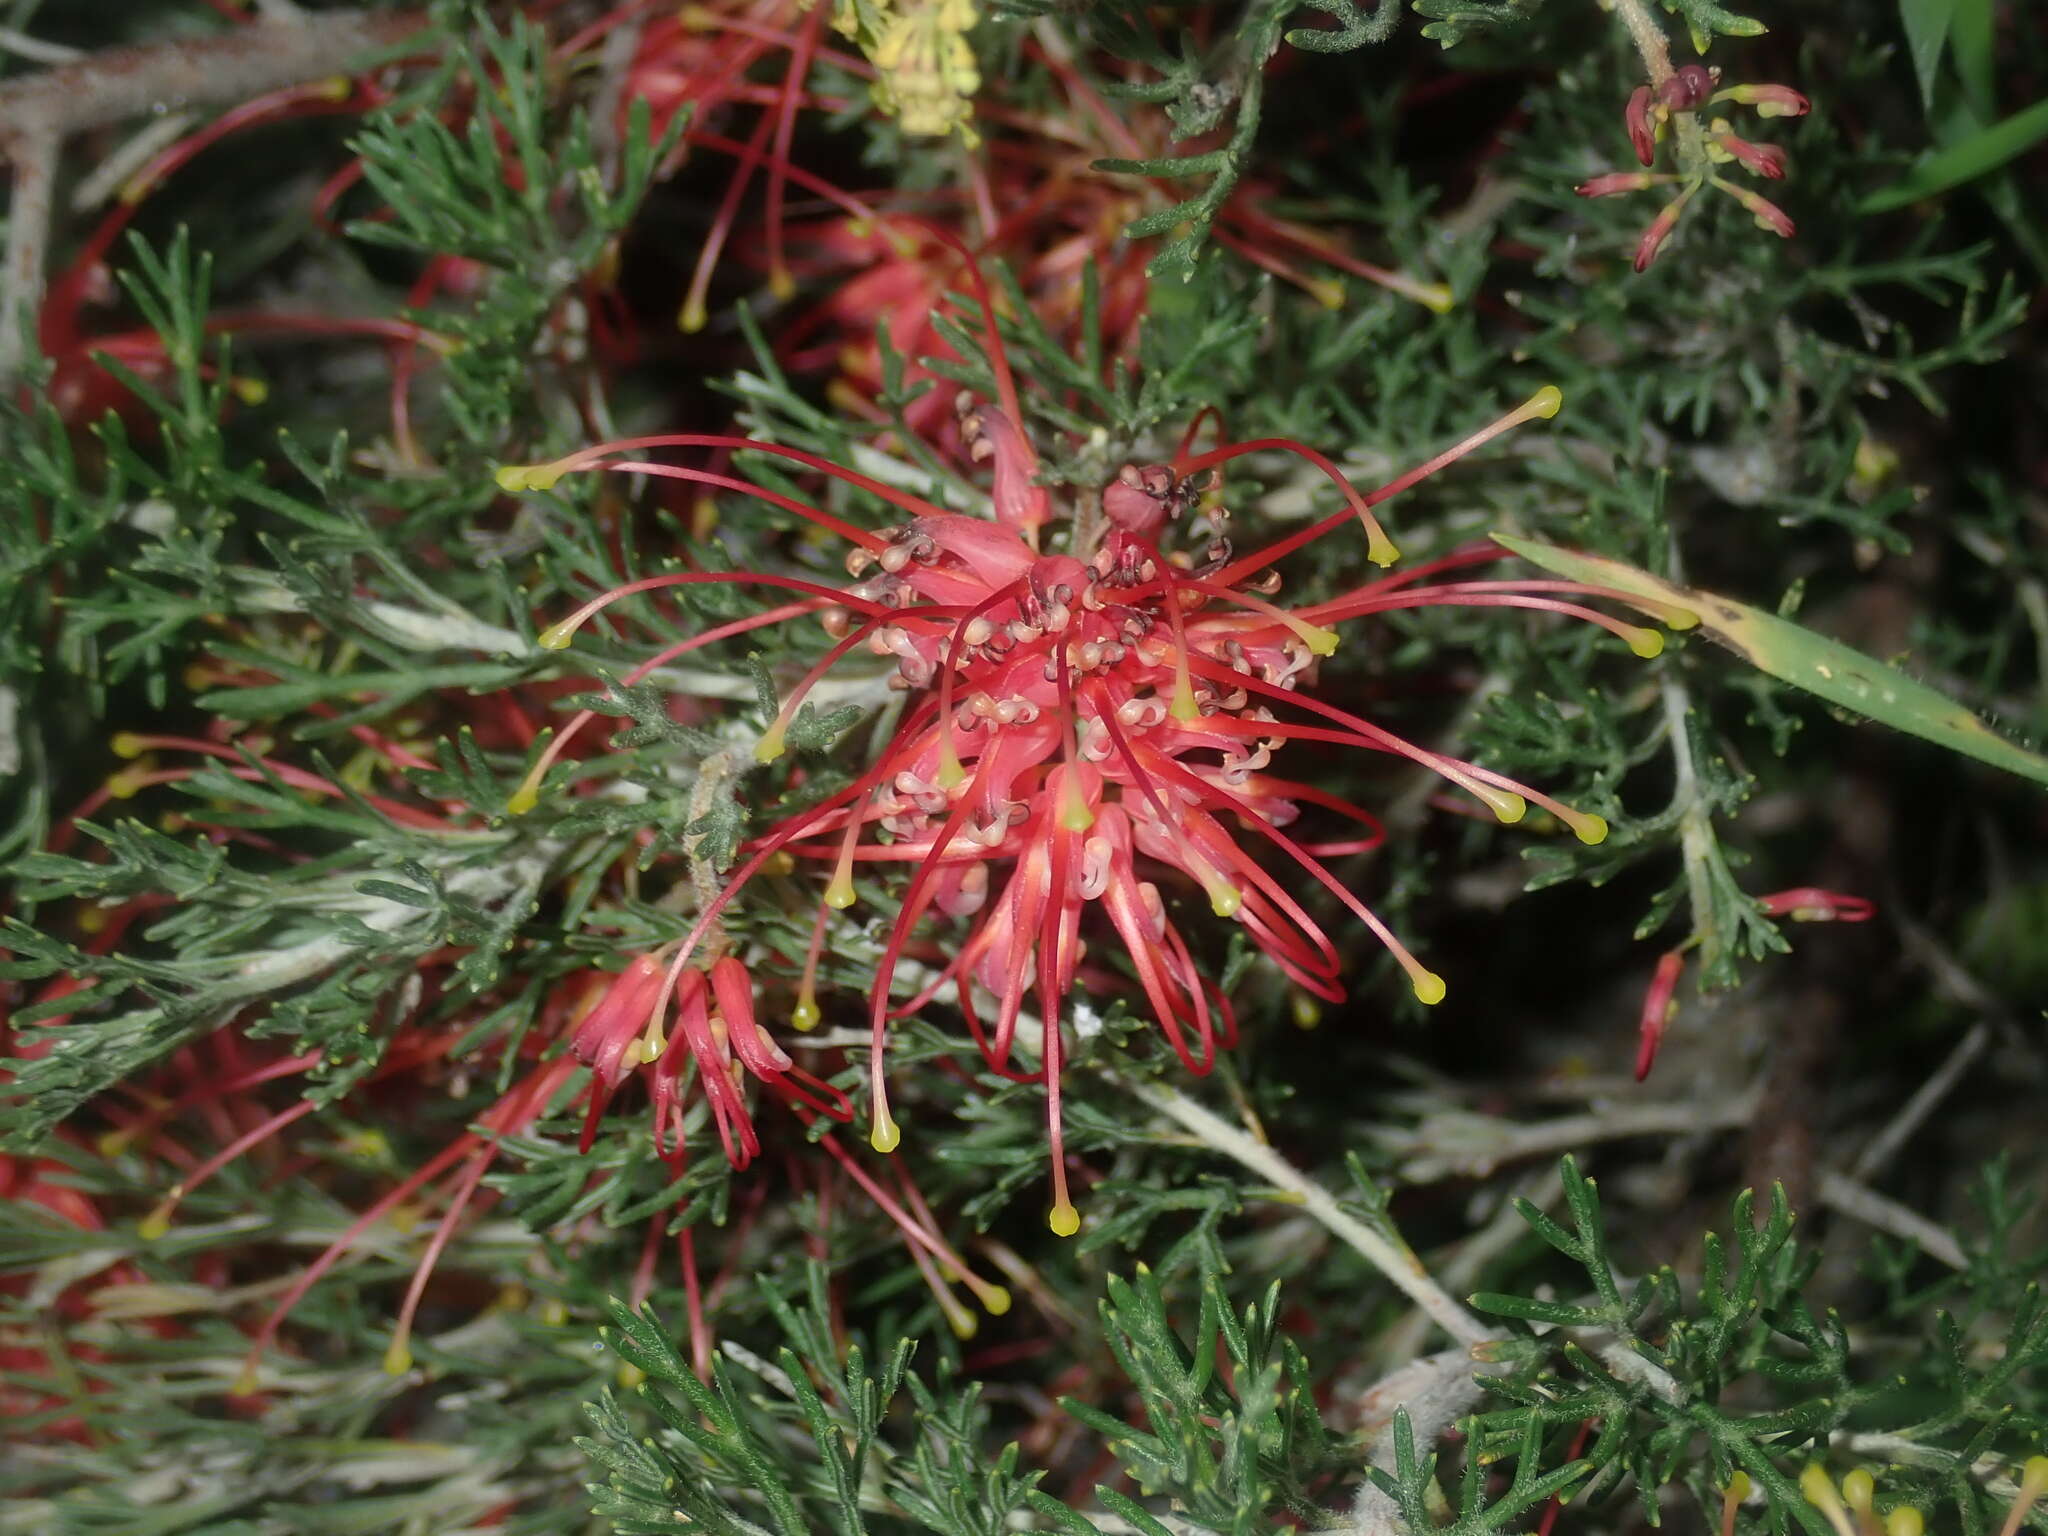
[1577,62,1810,271]
[492,251,1681,1234]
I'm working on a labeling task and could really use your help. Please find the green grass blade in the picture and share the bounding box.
[1492,534,2048,788]
[1859,95,2048,211]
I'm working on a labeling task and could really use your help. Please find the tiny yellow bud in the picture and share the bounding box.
[106,767,152,799]
[1479,787,1527,825]
[541,1299,569,1327]
[1291,992,1322,1029]
[1411,970,1447,1006]
[139,1198,176,1241]
[383,1340,413,1375]
[1624,625,1666,659]
[1567,810,1609,846]
[230,376,268,406]
[1414,282,1456,315]
[1048,1201,1081,1237]
[870,1107,901,1153]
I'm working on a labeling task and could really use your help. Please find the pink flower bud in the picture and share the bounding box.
[1659,63,1716,110]
[1720,82,1810,118]
[1635,949,1686,1081]
[1718,182,1796,238]
[1759,888,1874,922]
[1633,195,1688,272]
[1576,171,1662,197]
[1719,133,1788,179]
[1625,86,1657,165]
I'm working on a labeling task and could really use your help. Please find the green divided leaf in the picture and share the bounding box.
[1492,534,2048,788]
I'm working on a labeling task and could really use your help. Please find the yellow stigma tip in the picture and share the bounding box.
[231,377,268,406]
[506,783,540,817]
[1209,885,1243,919]
[1304,626,1340,657]
[1799,1466,1839,1508]
[1841,1471,1875,1510]
[754,731,787,764]
[1411,971,1447,1006]
[946,1311,978,1340]
[96,1129,132,1157]
[1366,532,1400,568]
[1306,277,1345,310]
[1527,385,1564,419]
[870,1114,901,1154]
[231,1364,261,1398]
[493,465,529,493]
[111,732,149,759]
[536,622,575,651]
[1415,282,1456,315]
[138,1207,173,1241]
[981,1285,1012,1316]
[1726,1472,1751,1502]
[383,1341,413,1375]
[679,297,708,334]
[1488,790,1528,825]
[1291,994,1322,1029]
[1571,813,1609,846]
[1626,627,1665,659]
[825,879,856,911]
[1049,1201,1081,1237]
[769,266,798,302]
[616,1362,647,1389]
[790,998,820,1032]
[107,769,149,800]
[1885,1510,1923,1536]
[1060,802,1096,833]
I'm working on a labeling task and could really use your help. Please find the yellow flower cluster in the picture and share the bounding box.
[816,0,981,142]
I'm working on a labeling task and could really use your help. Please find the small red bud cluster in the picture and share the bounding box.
[1579,61,1810,272]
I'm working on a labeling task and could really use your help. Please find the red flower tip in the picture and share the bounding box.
[1635,949,1687,1081]
[1625,86,1658,166]
[1719,133,1788,179]
[1758,888,1874,923]
[1577,172,1663,198]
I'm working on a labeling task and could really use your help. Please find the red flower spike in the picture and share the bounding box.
[502,240,1666,1227]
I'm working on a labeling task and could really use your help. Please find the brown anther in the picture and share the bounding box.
[845,549,876,577]
[819,606,851,639]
